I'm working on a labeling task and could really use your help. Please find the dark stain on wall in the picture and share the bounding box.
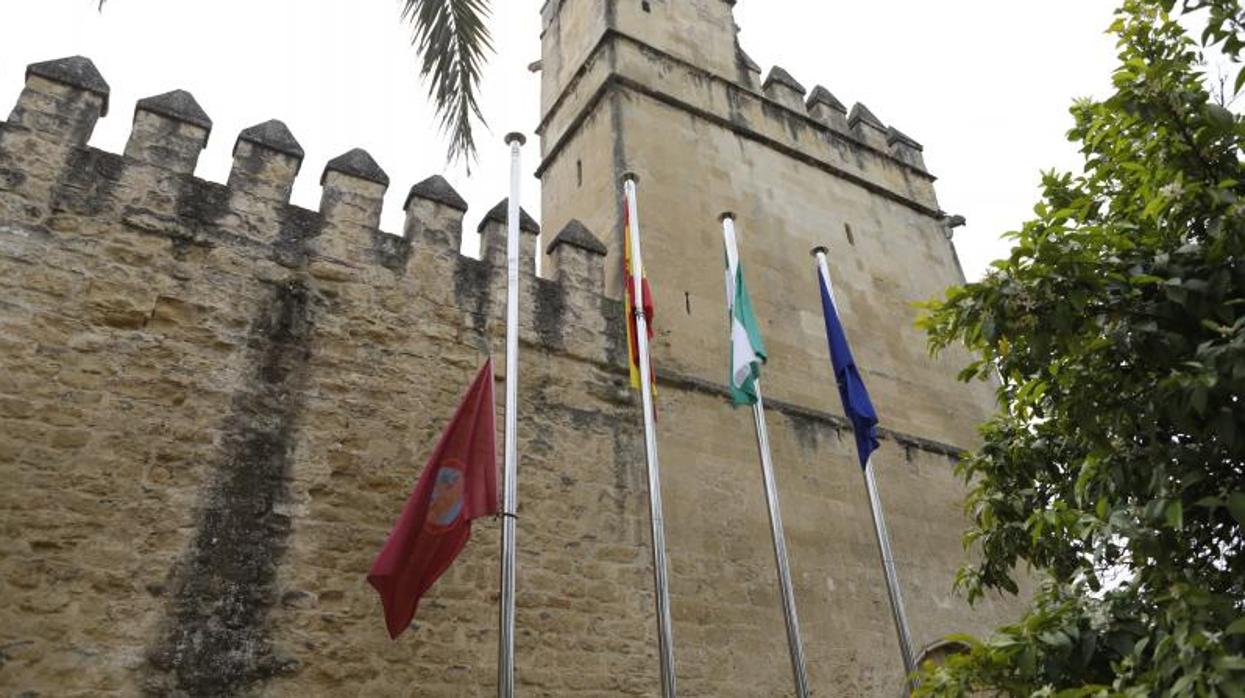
[600,296,628,371]
[533,277,567,350]
[145,278,315,696]
[785,410,822,454]
[51,147,125,216]
[453,255,492,334]
[177,178,232,229]
[274,205,324,269]
[371,228,412,274]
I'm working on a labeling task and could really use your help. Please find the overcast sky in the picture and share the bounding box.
[1,1,1120,279]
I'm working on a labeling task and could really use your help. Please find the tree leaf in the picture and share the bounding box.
[1165,499,1184,530]
[1228,493,1245,527]
[401,0,495,166]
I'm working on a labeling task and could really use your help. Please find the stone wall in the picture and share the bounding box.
[0,52,1017,698]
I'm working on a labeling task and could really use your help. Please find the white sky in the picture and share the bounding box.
[1,0,1119,279]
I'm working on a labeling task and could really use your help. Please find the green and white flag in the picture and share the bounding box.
[722,216,767,406]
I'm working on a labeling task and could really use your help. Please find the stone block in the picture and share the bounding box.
[124,90,211,174]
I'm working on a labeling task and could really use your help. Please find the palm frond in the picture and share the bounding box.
[402,0,494,167]
[98,0,494,166]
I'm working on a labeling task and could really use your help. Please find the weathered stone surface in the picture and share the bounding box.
[887,127,923,151]
[849,102,885,130]
[547,219,607,292]
[849,102,890,150]
[763,65,805,94]
[25,55,110,115]
[235,119,304,159]
[806,86,850,133]
[887,126,927,171]
[763,65,808,112]
[135,89,212,132]
[546,218,607,256]
[807,85,846,114]
[320,147,388,187]
[405,174,468,212]
[477,198,540,235]
[0,7,1019,696]
[228,120,304,204]
[124,91,212,174]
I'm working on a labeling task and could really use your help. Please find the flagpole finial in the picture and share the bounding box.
[718,211,736,222]
[810,245,830,257]
[621,171,640,184]
[504,132,526,146]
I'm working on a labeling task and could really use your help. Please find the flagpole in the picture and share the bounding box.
[498,132,525,698]
[722,214,809,697]
[751,381,812,697]
[864,458,918,686]
[622,172,678,698]
[811,246,918,693]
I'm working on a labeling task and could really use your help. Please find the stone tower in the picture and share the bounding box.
[535,0,1017,692]
[0,7,1019,697]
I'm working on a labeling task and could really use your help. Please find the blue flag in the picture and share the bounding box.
[816,261,879,469]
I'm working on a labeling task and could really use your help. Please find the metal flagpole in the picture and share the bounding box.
[811,247,918,693]
[721,214,809,697]
[498,132,525,698]
[622,172,678,698]
[751,381,811,697]
[863,458,918,688]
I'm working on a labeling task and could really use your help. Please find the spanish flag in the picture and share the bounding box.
[623,190,655,393]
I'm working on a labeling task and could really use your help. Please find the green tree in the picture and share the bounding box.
[916,1,1245,695]
[98,0,493,165]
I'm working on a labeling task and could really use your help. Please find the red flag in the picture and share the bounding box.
[367,359,498,639]
[623,191,656,394]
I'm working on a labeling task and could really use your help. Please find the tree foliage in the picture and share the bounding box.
[916,1,1245,695]
[97,0,493,166]
[400,0,493,166]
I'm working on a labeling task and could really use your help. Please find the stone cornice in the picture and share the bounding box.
[537,30,935,179]
[653,367,967,459]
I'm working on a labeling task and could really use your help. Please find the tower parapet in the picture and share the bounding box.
[536,0,941,286]
[848,102,889,152]
[806,85,848,133]
[761,65,807,113]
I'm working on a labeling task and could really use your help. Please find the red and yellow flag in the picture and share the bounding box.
[623,191,656,393]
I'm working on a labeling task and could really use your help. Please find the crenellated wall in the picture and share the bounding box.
[0,55,641,696]
[0,51,1017,697]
